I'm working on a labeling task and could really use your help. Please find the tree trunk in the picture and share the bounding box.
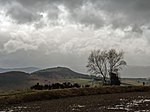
[102,76,107,85]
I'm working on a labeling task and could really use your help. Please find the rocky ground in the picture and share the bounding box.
[1,92,150,112]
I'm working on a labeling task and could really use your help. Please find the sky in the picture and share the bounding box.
[0,0,150,73]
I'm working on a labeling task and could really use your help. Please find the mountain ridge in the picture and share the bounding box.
[32,66,90,79]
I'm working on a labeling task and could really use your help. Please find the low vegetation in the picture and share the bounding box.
[30,82,81,90]
[0,86,150,105]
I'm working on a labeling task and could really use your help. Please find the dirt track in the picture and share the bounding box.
[1,92,150,112]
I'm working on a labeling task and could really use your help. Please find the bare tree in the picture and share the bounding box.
[87,49,127,84]
[86,50,108,83]
[107,49,127,74]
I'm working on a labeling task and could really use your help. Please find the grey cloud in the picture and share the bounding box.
[6,2,42,24]
[67,0,150,29]
[34,21,46,29]
[3,39,38,53]
[63,0,150,28]
[0,0,63,24]
[94,0,150,27]
[132,25,143,34]
[1,0,150,28]
[47,5,60,20]
[1,0,150,27]
[0,32,11,50]
[0,0,104,27]
[69,3,105,28]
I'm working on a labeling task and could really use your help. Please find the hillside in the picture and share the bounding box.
[0,71,32,91]
[0,67,91,91]
[32,67,90,79]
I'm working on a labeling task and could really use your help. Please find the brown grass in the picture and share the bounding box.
[0,86,150,105]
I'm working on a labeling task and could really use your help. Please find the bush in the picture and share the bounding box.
[30,82,81,90]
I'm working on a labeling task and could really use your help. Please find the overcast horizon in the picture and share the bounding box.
[1,0,150,75]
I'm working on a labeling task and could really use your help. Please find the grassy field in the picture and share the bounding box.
[0,86,150,105]
[0,76,149,93]
[1,91,150,112]
[121,78,148,85]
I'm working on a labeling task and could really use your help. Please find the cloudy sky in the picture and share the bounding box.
[0,0,150,73]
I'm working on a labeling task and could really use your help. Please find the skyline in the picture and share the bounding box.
[0,0,150,75]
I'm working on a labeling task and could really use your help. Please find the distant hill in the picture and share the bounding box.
[0,71,32,90]
[121,65,150,78]
[32,67,90,79]
[0,67,91,91]
[0,67,40,73]
[1,65,150,91]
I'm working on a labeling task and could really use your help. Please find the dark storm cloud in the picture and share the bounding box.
[6,2,42,24]
[1,0,150,28]
[93,0,150,27]
[65,0,150,29]
[0,0,60,23]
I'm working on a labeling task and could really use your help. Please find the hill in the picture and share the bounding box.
[0,67,91,91]
[1,65,150,91]
[32,67,90,79]
[0,71,32,91]
[0,67,40,73]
